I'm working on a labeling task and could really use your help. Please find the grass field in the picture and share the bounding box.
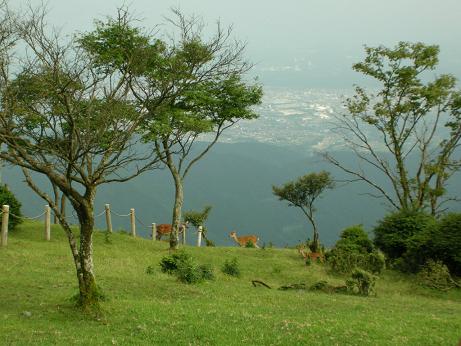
[1,221,460,345]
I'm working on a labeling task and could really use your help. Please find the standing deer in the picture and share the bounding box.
[229,231,260,248]
[156,222,188,240]
[298,246,324,263]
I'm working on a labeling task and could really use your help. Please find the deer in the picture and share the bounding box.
[297,245,324,263]
[229,231,260,248]
[155,222,188,240]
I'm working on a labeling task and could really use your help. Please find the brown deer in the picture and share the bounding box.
[298,246,324,263]
[155,222,188,240]
[229,231,259,248]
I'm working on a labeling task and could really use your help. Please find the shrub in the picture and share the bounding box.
[346,269,377,296]
[366,250,386,274]
[158,251,214,284]
[221,257,241,277]
[159,251,192,274]
[373,210,436,261]
[417,260,458,290]
[327,225,385,274]
[0,184,23,231]
[432,213,461,276]
[336,225,373,253]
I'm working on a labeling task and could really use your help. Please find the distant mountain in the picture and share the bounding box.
[5,141,458,247]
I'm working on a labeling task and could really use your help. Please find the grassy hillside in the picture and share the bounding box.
[1,221,460,345]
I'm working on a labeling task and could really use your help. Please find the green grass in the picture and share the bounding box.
[1,221,460,345]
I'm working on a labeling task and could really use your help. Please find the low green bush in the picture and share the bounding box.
[417,260,458,291]
[158,251,214,284]
[346,269,377,296]
[222,257,241,277]
[327,225,385,274]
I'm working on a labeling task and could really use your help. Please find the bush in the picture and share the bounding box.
[327,225,385,274]
[373,210,436,261]
[417,260,458,290]
[158,251,214,284]
[346,269,377,296]
[432,213,461,276]
[336,225,373,253]
[159,251,192,274]
[221,257,241,277]
[0,184,22,231]
[176,259,205,284]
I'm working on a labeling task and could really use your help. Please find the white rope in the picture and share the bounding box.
[9,211,46,220]
[95,210,106,218]
[111,211,131,217]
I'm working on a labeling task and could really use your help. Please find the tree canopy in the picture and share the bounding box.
[325,42,461,215]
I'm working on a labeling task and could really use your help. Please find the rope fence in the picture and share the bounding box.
[0,203,203,248]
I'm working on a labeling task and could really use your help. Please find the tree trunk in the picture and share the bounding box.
[61,194,67,219]
[170,173,184,250]
[72,190,99,310]
[312,224,320,253]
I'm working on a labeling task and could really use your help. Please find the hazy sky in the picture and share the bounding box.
[20,0,461,87]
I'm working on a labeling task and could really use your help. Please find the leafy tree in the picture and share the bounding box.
[81,10,262,249]
[184,205,213,245]
[0,6,157,309]
[325,42,461,215]
[272,171,334,252]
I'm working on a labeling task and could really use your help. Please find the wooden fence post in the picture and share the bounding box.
[105,204,112,233]
[197,225,202,247]
[130,208,136,237]
[182,225,186,245]
[1,204,9,247]
[44,205,51,241]
[151,223,157,240]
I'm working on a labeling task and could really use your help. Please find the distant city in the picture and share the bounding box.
[215,87,350,149]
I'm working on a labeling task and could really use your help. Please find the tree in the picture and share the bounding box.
[324,42,461,215]
[0,5,157,310]
[81,10,262,249]
[272,171,334,252]
[184,205,213,246]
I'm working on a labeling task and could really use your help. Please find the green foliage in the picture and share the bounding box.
[221,257,241,277]
[432,213,461,276]
[183,206,212,228]
[417,260,458,291]
[0,185,22,230]
[245,240,256,248]
[272,171,334,209]
[273,171,334,252]
[373,210,436,262]
[346,269,377,296]
[158,251,214,284]
[159,251,192,274]
[336,225,373,253]
[327,225,385,274]
[338,42,461,213]
[146,266,155,275]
